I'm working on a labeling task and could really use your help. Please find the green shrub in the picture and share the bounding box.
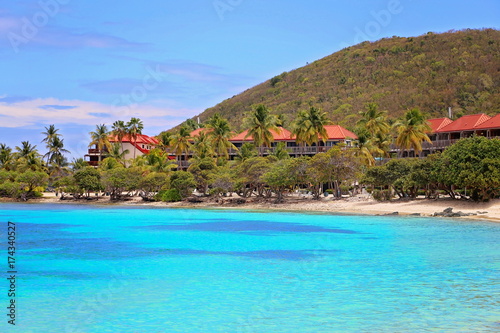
[156,189,182,202]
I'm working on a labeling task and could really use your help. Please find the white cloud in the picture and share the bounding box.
[0,97,199,130]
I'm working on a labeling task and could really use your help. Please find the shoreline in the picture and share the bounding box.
[3,193,500,223]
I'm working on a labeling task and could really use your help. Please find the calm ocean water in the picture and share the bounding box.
[0,203,499,333]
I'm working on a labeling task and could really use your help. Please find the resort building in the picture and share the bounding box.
[85,134,159,166]
[187,124,358,158]
[393,113,500,157]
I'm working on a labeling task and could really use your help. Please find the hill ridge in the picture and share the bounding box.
[184,28,500,132]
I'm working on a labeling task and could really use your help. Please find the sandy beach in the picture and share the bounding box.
[10,192,499,223]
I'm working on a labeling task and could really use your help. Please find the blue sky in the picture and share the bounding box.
[0,0,498,159]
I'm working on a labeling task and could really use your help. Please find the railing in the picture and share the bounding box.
[87,161,99,166]
[390,139,459,152]
[87,149,100,154]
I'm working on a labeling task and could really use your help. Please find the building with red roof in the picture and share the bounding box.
[468,114,500,138]
[227,125,356,157]
[85,133,159,166]
[229,128,293,142]
[395,113,500,157]
[435,113,491,140]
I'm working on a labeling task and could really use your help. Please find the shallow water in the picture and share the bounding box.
[0,203,499,332]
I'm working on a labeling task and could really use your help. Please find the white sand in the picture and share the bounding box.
[24,192,500,223]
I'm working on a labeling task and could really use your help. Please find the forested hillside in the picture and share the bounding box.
[188,29,499,131]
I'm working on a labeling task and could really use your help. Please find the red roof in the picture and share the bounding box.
[436,114,491,133]
[230,128,293,141]
[109,134,159,145]
[323,125,358,140]
[229,125,357,141]
[109,134,158,154]
[189,128,209,137]
[428,118,453,132]
[473,114,500,130]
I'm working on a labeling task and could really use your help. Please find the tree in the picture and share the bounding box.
[188,157,217,195]
[170,171,196,198]
[209,167,236,199]
[292,107,330,153]
[74,167,103,197]
[106,142,130,166]
[157,132,173,152]
[262,159,295,202]
[126,117,144,159]
[357,103,390,138]
[139,172,169,200]
[270,142,290,160]
[243,105,279,153]
[234,157,273,197]
[101,167,142,200]
[15,141,38,158]
[206,113,236,160]
[70,158,89,172]
[15,171,49,200]
[14,142,44,172]
[439,137,500,201]
[394,108,432,156]
[171,126,192,169]
[235,143,257,162]
[111,120,128,154]
[89,124,111,162]
[191,131,215,161]
[354,131,377,167]
[307,147,360,199]
[184,118,200,131]
[41,124,61,165]
[0,144,13,170]
[44,136,70,168]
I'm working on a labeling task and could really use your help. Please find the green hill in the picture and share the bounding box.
[183,29,500,132]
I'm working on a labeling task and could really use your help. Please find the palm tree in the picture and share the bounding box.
[372,131,392,159]
[354,131,378,167]
[270,142,290,160]
[0,143,13,170]
[394,108,432,157]
[106,142,130,166]
[235,143,257,162]
[111,120,127,154]
[41,124,61,164]
[357,103,390,138]
[191,132,215,160]
[16,141,38,158]
[71,158,89,171]
[126,117,144,159]
[45,136,70,168]
[292,107,330,153]
[157,132,173,152]
[243,105,279,153]
[171,126,192,169]
[206,113,236,160]
[89,124,111,162]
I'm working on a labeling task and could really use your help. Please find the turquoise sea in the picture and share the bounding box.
[0,203,499,333]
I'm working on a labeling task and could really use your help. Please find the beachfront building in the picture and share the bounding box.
[85,134,159,166]
[185,124,358,159]
[391,113,500,157]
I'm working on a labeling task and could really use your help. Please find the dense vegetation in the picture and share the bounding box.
[2,114,499,203]
[185,29,499,132]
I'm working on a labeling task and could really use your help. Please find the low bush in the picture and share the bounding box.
[156,189,182,202]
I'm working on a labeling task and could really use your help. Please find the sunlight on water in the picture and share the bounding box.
[0,203,499,332]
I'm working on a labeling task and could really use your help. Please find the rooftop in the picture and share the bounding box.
[436,113,491,133]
